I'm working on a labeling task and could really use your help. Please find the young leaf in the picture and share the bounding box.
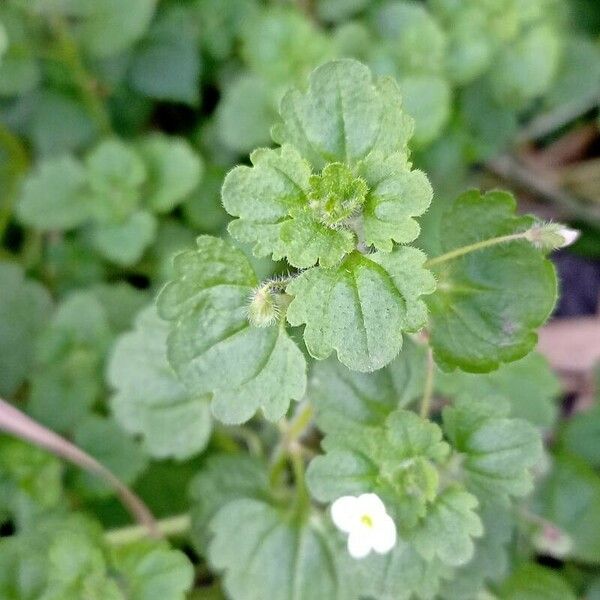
[157,236,306,424]
[286,247,435,372]
[17,156,91,230]
[443,397,543,501]
[427,190,557,372]
[108,305,212,461]
[189,454,270,553]
[0,262,52,397]
[271,59,413,170]
[209,498,353,600]
[307,408,449,529]
[412,486,483,567]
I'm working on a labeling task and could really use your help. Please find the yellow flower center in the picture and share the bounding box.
[360,514,373,528]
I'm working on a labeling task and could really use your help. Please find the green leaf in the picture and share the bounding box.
[28,291,112,433]
[39,529,123,600]
[560,405,600,468]
[108,306,212,460]
[359,152,432,251]
[209,498,352,600]
[182,164,229,233]
[0,262,52,397]
[443,397,543,501]
[223,61,430,265]
[427,190,557,372]
[137,134,203,214]
[413,486,483,567]
[129,6,201,106]
[192,0,259,60]
[351,540,450,600]
[17,156,91,230]
[90,210,157,266]
[490,24,561,108]
[28,91,96,156]
[109,539,195,600]
[72,0,157,58]
[307,408,449,529]
[497,563,577,600]
[436,352,560,428]
[309,337,427,429]
[216,74,276,155]
[241,7,332,84]
[189,454,270,554]
[157,236,306,424]
[534,453,600,563]
[272,59,414,170]
[440,500,513,599]
[286,248,435,372]
[0,436,63,528]
[222,144,312,264]
[0,514,194,600]
[72,415,148,497]
[85,139,146,223]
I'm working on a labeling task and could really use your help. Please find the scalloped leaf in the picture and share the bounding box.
[427,190,557,373]
[157,236,306,424]
[443,397,543,501]
[307,408,449,530]
[272,59,413,169]
[286,247,435,372]
[209,499,353,600]
[108,305,211,460]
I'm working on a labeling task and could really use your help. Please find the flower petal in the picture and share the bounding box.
[331,495,359,533]
[348,530,373,559]
[371,513,397,554]
[357,493,387,519]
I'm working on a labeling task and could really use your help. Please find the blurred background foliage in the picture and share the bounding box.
[1,0,600,598]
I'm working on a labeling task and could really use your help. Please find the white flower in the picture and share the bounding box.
[331,493,397,559]
[557,226,580,247]
[524,223,580,250]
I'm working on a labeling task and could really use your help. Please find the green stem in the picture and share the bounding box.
[290,446,310,515]
[269,400,314,488]
[424,233,526,268]
[50,16,112,135]
[105,514,191,546]
[419,348,435,419]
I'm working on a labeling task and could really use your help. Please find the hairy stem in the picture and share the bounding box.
[0,398,159,536]
[105,514,191,546]
[424,232,526,268]
[419,348,435,419]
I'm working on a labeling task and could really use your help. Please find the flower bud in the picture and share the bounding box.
[247,283,279,328]
[524,223,580,251]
